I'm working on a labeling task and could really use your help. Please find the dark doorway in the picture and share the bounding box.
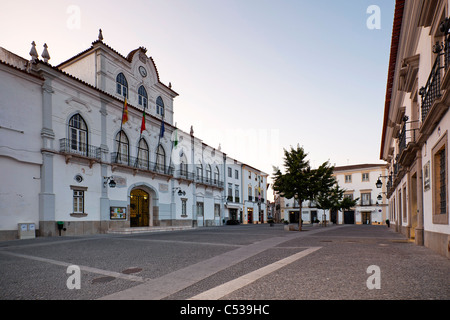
[289,210,299,223]
[247,208,253,224]
[344,210,355,224]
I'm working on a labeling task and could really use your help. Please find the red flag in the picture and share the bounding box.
[122,97,128,124]
[140,109,146,133]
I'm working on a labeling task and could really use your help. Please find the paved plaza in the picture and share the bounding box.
[0,224,448,302]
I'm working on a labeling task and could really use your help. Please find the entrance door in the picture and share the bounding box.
[310,210,317,223]
[130,189,149,227]
[362,211,371,225]
[229,208,238,220]
[344,210,355,224]
[289,211,299,223]
[247,208,253,224]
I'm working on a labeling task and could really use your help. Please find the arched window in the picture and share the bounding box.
[137,138,149,169]
[206,165,212,183]
[214,167,220,185]
[115,130,129,165]
[156,96,164,117]
[138,85,148,109]
[197,162,203,181]
[68,114,88,155]
[116,73,128,98]
[155,144,165,173]
[180,154,188,177]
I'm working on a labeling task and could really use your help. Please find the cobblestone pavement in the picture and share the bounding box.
[0,224,448,303]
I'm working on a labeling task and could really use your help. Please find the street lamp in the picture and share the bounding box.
[172,187,186,196]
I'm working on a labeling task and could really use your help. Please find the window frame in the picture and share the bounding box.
[138,85,148,109]
[115,130,129,165]
[432,131,448,224]
[116,72,128,98]
[156,96,165,117]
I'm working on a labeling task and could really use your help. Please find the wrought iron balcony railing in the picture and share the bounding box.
[110,152,174,175]
[60,138,101,160]
[176,170,195,181]
[419,44,444,122]
[195,175,224,188]
[398,120,419,155]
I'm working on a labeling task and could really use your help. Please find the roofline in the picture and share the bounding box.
[56,40,178,97]
[35,59,177,131]
[333,163,388,172]
[380,0,405,160]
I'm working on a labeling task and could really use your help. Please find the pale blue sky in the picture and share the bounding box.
[1,0,394,194]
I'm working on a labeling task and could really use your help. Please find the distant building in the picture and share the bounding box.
[379,0,450,257]
[273,163,388,225]
[333,164,388,225]
[0,31,268,240]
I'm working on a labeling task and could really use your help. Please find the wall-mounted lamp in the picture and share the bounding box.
[103,176,116,188]
[173,187,186,196]
[375,175,388,188]
[377,192,387,201]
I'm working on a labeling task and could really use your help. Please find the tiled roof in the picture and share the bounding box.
[380,0,405,160]
[0,59,44,81]
[333,163,387,172]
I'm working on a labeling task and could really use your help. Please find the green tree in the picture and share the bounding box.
[272,145,335,230]
[316,183,358,224]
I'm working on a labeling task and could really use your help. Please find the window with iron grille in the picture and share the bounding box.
[432,131,448,223]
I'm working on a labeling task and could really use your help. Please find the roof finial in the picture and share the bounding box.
[98,29,103,41]
[169,82,172,88]
[41,43,50,63]
[29,41,38,62]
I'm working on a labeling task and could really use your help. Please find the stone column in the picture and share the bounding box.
[415,149,424,246]
[39,78,56,236]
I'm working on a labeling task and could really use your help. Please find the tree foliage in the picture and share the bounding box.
[272,145,335,230]
[316,183,359,214]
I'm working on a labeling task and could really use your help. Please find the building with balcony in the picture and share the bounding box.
[0,31,268,239]
[380,0,450,257]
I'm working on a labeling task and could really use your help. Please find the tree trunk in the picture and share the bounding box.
[298,203,302,231]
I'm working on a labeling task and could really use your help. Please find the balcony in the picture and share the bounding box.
[195,175,224,189]
[59,138,101,167]
[419,47,443,123]
[110,152,174,176]
[397,119,419,167]
[176,170,195,182]
[418,36,450,138]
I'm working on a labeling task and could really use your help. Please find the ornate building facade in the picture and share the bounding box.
[0,31,268,240]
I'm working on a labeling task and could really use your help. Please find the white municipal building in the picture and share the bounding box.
[0,31,268,240]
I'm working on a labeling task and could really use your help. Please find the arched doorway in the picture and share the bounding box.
[130,189,149,227]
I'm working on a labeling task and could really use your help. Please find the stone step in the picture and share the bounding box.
[107,226,194,234]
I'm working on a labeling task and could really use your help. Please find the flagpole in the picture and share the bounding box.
[116,93,127,165]
[135,105,146,168]
[155,114,164,172]
[168,124,177,175]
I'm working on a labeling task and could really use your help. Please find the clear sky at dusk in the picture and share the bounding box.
[0,0,395,199]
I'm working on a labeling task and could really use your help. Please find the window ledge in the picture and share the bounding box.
[70,213,88,218]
